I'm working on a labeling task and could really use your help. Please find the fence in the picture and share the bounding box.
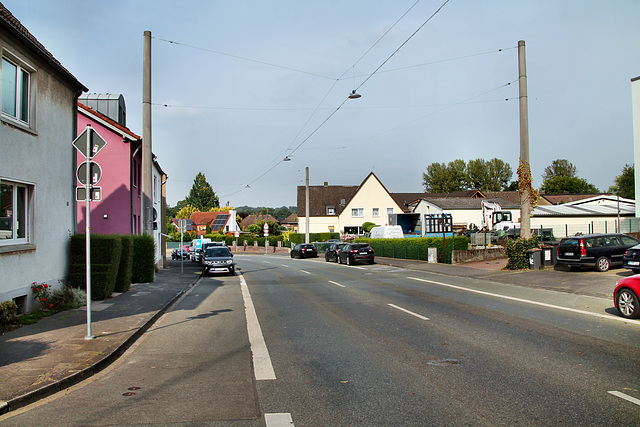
[534,218,640,240]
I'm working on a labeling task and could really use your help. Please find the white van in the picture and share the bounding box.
[189,238,212,262]
[369,225,404,239]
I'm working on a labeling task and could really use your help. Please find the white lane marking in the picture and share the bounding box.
[608,391,640,406]
[300,270,311,275]
[263,261,272,264]
[352,266,366,270]
[329,280,346,288]
[408,277,634,324]
[388,303,430,321]
[281,264,290,267]
[265,413,295,426]
[240,274,276,380]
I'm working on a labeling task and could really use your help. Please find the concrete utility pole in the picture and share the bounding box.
[142,30,153,235]
[518,40,531,239]
[305,167,310,244]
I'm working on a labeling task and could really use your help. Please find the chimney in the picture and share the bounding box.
[324,182,328,187]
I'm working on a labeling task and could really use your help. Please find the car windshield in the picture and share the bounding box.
[206,247,231,257]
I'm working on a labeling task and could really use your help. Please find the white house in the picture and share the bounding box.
[297,173,405,235]
[0,5,87,312]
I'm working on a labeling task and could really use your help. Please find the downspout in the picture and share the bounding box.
[131,143,141,234]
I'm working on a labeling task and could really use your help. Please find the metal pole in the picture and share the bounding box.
[305,167,310,244]
[518,40,532,239]
[85,125,94,340]
[142,30,153,235]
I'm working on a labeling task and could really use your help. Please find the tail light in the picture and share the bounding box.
[579,239,587,257]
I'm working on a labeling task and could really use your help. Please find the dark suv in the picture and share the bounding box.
[338,243,375,265]
[556,233,639,272]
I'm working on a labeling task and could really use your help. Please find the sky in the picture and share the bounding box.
[4,0,640,208]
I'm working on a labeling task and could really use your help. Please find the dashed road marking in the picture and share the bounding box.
[329,280,346,288]
[608,391,640,406]
[388,303,430,321]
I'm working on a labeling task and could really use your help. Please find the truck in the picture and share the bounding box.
[369,225,404,239]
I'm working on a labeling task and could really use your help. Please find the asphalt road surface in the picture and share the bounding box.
[4,254,640,426]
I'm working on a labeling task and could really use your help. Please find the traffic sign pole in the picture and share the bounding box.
[85,125,94,340]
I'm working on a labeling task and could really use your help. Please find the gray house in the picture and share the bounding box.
[0,5,87,312]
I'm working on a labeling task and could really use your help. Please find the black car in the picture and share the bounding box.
[171,248,189,260]
[623,244,640,274]
[556,233,640,272]
[290,244,318,259]
[338,243,374,265]
[324,243,345,263]
[201,246,235,276]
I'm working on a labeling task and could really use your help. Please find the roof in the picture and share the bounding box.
[419,197,520,210]
[190,211,231,227]
[533,195,635,217]
[78,102,140,141]
[297,185,358,217]
[541,193,613,205]
[0,3,87,92]
[281,214,298,224]
[240,214,279,229]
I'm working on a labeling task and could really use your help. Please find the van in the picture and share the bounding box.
[369,225,404,239]
[189,238,212,262]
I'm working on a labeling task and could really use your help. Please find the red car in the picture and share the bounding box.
[614,275,640,319]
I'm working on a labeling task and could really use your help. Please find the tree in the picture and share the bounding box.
[422,159,467,192]
[542,159,577,181]
[467,158,512,191]
[181,172,219,211]
[540,176,599,194]
[176,204,197,219]
[608,164,635,199]
[362,222,377,232]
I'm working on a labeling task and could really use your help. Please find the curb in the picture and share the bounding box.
[0,276,200,415]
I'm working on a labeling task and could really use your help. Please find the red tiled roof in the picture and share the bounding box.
[78,102,140,140]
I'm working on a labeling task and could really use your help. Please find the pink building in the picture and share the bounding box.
[76,98,143,235]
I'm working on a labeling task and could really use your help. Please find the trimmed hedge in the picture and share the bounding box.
[68,234,122,300]
[114,235,133,292]
[355,236,469,264]
[289,232,340,245]
[132,234,156,283]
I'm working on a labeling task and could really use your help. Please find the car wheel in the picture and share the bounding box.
[346,256,352,266]
[632,269,640,274]
[290,252,294,258]
[595,256,611,272]
[617,288,640,318]
[334,255,339,263]
[338,255,342,264]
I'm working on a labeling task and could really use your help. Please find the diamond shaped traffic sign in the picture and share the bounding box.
[73,126,107,158]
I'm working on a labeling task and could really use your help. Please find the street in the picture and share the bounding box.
[3,254,640,426]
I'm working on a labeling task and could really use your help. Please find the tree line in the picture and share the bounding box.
[422,158,634,199]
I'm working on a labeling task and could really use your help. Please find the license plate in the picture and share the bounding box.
[629,261,640,266]
[564,252,574,256]
[359,252,368,255]
[212,268,227,271]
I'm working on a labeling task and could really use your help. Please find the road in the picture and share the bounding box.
[4,254,640,426]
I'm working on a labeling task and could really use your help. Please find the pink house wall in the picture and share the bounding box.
[76,112,142,235]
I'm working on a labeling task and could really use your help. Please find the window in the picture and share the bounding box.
[326,206,335,215]
[387,208,394,216]
[351,208,364,218]
[2,56,30,123]
[372,208,380,217]
[0,180,31,244]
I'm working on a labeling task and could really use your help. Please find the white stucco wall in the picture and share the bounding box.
[0,37,80,311]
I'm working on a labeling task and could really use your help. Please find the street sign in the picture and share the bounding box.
[234,230,240,238]
[76,161,102,185]
[76,186,102,202]
[177,219,187,233]
[73,127,107,158]
[263,222,269,237]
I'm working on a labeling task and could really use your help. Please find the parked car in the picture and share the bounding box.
[614,275,640,318]
[623,244,640,274]
[290,244,318,259]
[556,233,640,272]
[338,243,375,265]
[190,247,203,263]
[202,246,235,276]
[171,248,189,260]
[325,243,346,263]
[201,242,226,263]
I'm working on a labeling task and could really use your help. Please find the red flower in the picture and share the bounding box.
[41,298,46,302]
[43,284,48,288]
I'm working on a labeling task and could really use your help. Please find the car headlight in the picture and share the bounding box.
[226,260,232,264]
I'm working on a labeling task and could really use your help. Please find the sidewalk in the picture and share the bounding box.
[0,262,201,414]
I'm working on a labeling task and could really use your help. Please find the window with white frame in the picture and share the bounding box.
[0,180,31,244]
[2,56,31,124]
[351,208,364,218]
[326,206,335,215]
[387,208,394,216]
[372,208,380,217]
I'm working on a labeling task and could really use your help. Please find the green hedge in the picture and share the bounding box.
[114,235,133,293]
[68,234,122,300]
[355,236,469,264]
[132,234,156,283]
[289,232,340,245]
[505,236,539,270]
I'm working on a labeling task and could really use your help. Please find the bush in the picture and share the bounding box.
[114,235,133,293]
[132,234,156,283]
[0,301,18,324]
[505,236,539,270]
[50,285,85,310]
[289,232,340,244]
[68,234,122,300]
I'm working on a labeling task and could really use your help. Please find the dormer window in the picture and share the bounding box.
[326,206,336,215]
